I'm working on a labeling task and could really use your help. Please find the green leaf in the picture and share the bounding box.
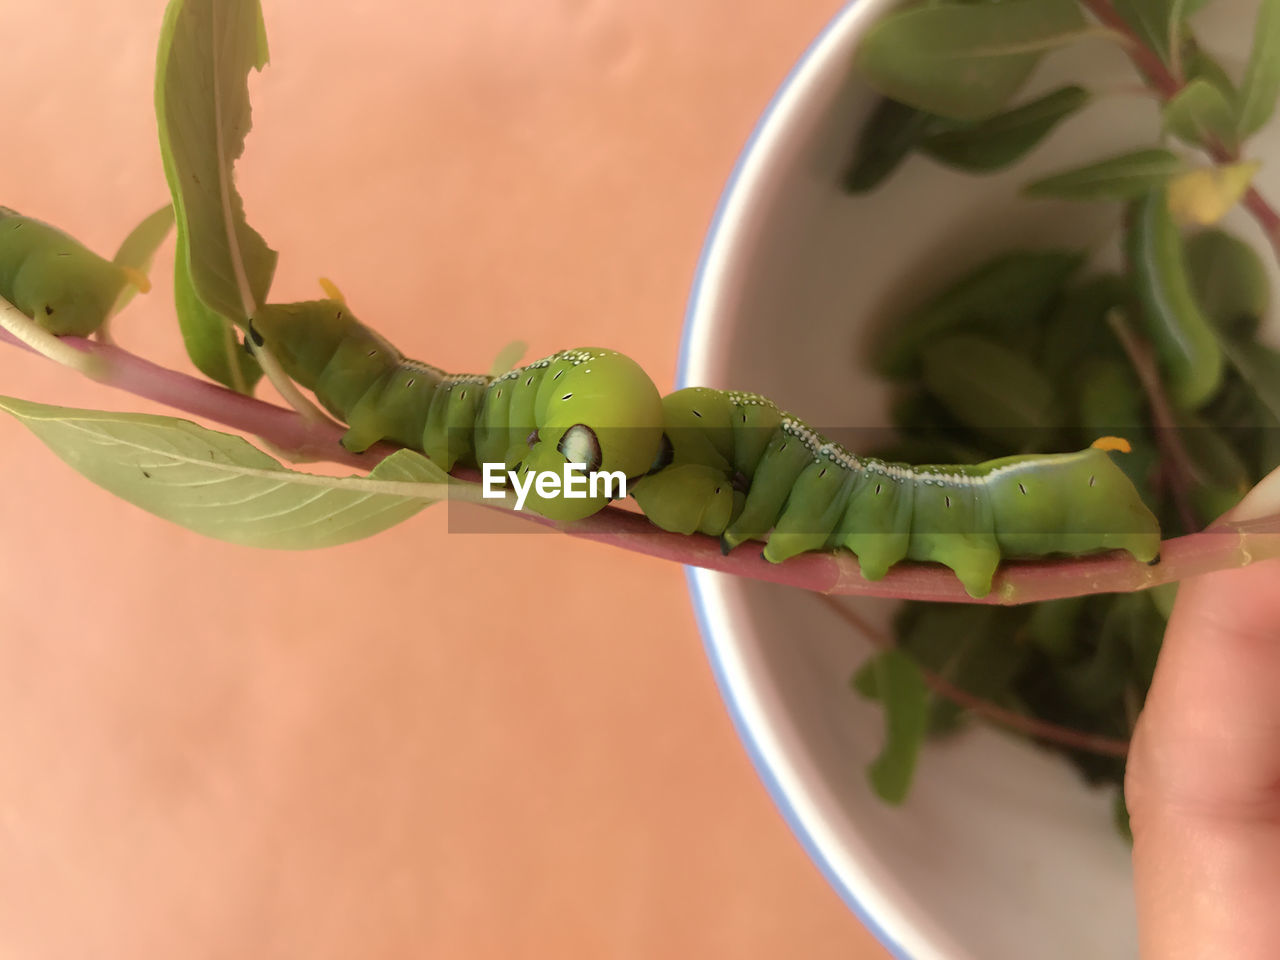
[886,390,996,463]
[920,85,1090,172]
[854,0,1088,121]
[919,334,1062,447]
[1163,78,1239,151]
[1180,415,1252,523]
[893,603,1030,736]
[487,339,528,378]
[1147,582,1178,620]
[1024,148,1188,200]
[1055,594,1150,712]
[1111,0,1184,66]
[1184,42,1238,103]
[874,250,1084,378]
[155,0,278,326]
[0,395,455,549]
[844,97,937,193]
[109,204,175,317]
[173,229,263,392]
[1238,0,1280,136]
[865,649,930,805]
[1113,791,1133,844]
[1185,228,1269,339]
[1221,338,1280,425]
[1074,357,1147,436]
[1126,188,1224,408]
[1038,274,1132,384]
[1024,596,1088,660]
[851,657,881,699]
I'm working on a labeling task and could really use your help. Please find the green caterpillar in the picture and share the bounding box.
[630,387,1160,597]
[248,299,666,521]
[0,207,150,335]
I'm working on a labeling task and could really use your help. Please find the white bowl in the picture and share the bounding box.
[678,2,1274,958]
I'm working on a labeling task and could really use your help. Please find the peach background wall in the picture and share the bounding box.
[0,1,891,957]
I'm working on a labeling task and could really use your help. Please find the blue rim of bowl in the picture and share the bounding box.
[675,4,912,958]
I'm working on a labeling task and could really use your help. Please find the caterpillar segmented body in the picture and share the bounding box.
[0,207,140,336]
[631,388,1161,597]
[249,299,666,521]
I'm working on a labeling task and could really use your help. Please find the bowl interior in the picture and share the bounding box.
[680,2,1278,958]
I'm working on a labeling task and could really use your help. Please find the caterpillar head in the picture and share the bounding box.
[517,349,664,522]
[13,251,125,336]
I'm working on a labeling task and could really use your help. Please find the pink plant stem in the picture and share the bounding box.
[0,327,390,469]
[816,596,1131,756]
[4,328,1278,604]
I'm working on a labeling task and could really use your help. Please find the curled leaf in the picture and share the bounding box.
[173,229,263,392]
[156,0,278,389]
